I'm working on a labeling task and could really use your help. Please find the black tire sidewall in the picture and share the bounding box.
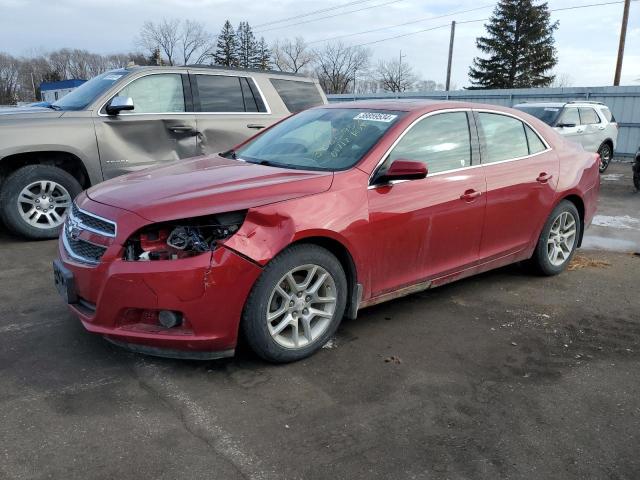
[0,165,82,239]
[598,143,612,172]
[241,244,347,363]
[532,200,581,276]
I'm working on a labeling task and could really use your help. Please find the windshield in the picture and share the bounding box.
[235,108,404,171]
[514,105,562,126]
[53,70,130,111]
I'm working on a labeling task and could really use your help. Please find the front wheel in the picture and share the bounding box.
[598,143,613,173]
[0,165,81,239]
[530,200,581,276]
[241,244,347,363]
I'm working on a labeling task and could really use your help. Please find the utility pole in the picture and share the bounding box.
[446,20,456,91]
[30,72,37,101]
[398,49,406,93]
[613,0,630,86]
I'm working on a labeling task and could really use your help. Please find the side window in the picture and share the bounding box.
[601,107,615,123]
[269,79,324,113]
[240,77,267,113]
[559,107,580,126]
[386,112,471,174]
[117,74,185,113]
[579,107,601,124]
[524,124,547,155]
[196,75,245,112]
[477,112,529,163]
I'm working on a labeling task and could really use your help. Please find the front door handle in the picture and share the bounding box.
[537,172,553,183]
[460,189,482,202]
[168,125,197,134]
[247,124,266,129]
[576,127,585,133]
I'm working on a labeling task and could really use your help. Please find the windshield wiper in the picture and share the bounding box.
[47,104,62,111]
[220,149,236,159]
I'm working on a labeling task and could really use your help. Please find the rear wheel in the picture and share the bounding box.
[241,244,347,363]
[633,158,640,191]
[598,142,613,173]
[530,200,581,276]
[0,165,81,239]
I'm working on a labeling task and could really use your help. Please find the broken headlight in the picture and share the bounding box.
[123,211,246,261]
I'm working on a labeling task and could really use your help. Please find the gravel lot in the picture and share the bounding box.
[1,162,638,480]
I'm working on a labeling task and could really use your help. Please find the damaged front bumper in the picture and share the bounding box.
[55,196,262,359]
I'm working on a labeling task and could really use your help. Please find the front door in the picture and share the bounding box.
[555,106,584,148]
[190,72,285,156]
[367,111,486,297]
[475,111,559,260]
[95,72,197,179]
[578,107,604,152]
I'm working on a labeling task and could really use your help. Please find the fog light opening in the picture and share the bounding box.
[158,310,183,329]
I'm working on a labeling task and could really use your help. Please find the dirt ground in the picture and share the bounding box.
[0,162,638,480]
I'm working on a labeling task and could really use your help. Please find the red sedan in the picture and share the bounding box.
[53,100,600,362]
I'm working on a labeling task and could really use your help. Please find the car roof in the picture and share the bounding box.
[320,98,516,114]
[123,65,311,79]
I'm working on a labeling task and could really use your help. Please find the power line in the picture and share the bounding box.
[253,0,377,28]
[254,0,405,34]
[352,0,638,46]
[307,4,493,44]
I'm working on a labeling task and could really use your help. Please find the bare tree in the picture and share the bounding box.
[551,72,573,88]
[181,20,214,65]
[314,42,370,94]
[376,57,417,93]
[272,37,315,74]
[414,79,445,92]
[137,18,181,66]
[0,53,20,104]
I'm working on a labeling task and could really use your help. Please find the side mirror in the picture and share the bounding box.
[375,159,428,184]
[106,96,134,115]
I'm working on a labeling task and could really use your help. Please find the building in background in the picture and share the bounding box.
[39,79,86,102]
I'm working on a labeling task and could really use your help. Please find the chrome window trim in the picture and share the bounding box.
[71,204,117,238]
[368,107,553,188]
[97,70,272,117]
[62,224,102,266]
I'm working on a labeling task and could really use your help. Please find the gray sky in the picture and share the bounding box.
[1,0,639,87]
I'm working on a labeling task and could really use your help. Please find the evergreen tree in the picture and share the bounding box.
[148,47,163,66]
[469,0,558,89]
[236,21,257,69]
[253,37,272,70]
[213,20,239,67]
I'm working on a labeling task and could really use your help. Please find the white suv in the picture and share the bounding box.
[514,101,618,172]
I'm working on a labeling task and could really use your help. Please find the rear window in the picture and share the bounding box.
[579,108,601,125]
[195,75,267,113]
[270,79,324,113]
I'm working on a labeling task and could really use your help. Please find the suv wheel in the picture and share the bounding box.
[0,165,81,239]
[597,142,613,173]
[241,244,347,363]
[530,200,581,276]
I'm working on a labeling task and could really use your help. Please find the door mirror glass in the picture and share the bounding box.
[106,96,134,115]
[375,159,428,184]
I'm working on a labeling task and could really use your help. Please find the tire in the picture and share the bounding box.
[633,159,640,191]
[241,244,347,363]
[530,200,581,276]
[0,165,81,239]
[597,142,613,173]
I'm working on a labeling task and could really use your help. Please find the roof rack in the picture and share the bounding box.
[184,64,306,78]
[566,100,605,105]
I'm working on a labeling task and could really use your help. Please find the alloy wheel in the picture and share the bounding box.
[266,264,337,349]
[599,145,612,172]
[17,180,72,229]
[547,211,577,266]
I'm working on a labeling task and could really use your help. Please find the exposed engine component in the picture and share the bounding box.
[123,211,246,261]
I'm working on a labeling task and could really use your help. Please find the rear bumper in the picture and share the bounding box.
[58,239,262,358]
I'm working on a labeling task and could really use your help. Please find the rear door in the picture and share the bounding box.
[367,111,486,296]
[475,111,559,260]
[555,106,584,147]
[578,107,604,152]
[95,72,198,179]
[191,73,279,155]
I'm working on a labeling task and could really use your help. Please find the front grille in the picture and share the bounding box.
[70,203,116,236]
[64,225,107,264]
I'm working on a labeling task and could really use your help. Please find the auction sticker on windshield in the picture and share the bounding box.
[353,112,398,122]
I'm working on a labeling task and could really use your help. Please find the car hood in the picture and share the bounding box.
[86,155,334,222]
[0,106,64,118]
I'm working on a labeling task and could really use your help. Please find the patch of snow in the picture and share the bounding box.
[591,215,640,230]
[600,173,624,181]
[322,338,337,349]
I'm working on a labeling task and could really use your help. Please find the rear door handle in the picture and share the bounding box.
[247,124,266,129]
[537,172,553,183]
[460,189,482,202]
[168,125,197,134]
